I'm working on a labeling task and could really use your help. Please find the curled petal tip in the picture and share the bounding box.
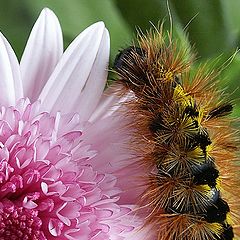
[91,21,105,29]
[40,7,56,16]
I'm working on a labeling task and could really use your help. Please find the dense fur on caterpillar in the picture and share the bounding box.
[113,25,240,240]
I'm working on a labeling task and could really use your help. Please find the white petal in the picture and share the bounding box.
[70,28,110,122]
[20,8,63,101]
[88,83,135,123]
[0,33,23,106]
[89,85,131,123]
[39,22,106,116]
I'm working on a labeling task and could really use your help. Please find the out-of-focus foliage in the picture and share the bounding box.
[0,0,239,115]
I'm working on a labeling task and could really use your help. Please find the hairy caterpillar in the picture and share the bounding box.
[113,25,240,240]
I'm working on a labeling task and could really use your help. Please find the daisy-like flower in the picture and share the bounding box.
[0,8,147,240]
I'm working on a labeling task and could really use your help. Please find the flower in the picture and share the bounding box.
[0,8,145,239]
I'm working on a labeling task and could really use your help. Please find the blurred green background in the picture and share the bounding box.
[0,0,240,115]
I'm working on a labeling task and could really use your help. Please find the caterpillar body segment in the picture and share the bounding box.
[114,27,240,240]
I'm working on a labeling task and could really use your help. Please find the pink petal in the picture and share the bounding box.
[20,8,63,101]
[65,221,90,240]
[49,218,64,236]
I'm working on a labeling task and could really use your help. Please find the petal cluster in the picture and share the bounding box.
[0,98,135,239]
[0,8,145,240]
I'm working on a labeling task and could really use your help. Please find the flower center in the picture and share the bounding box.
[0,200,46,239]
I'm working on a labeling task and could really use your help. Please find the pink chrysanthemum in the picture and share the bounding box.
[0,8,150,240]
[0,99,134,239]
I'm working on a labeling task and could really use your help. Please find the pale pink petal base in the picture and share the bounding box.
[85,85,148,204]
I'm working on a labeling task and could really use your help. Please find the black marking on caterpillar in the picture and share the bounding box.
[209,103,233,119]
[114,46,145,71]
[193,163,219,187]
[204,198,230,223]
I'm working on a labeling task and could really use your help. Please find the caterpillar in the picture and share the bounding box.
[113,25,240,240]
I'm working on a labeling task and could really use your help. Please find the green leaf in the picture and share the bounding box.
[218,53,240,116]
[171,0,232,58]
[115,0,171,30]
[0,0,32,58]
[221,0,240,46]
[114,0,192,58]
